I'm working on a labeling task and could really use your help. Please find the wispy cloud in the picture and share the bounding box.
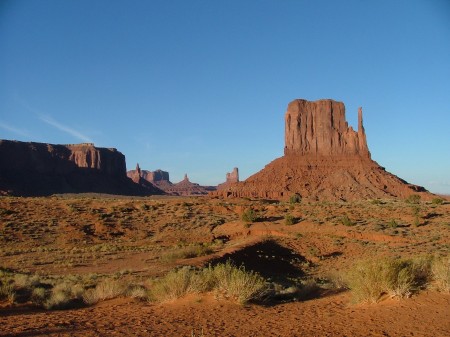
[13,94,93,143]
[39,115,93,143]
[0,122,30,138]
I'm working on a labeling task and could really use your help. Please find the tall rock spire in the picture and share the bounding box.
[357,107,370,158]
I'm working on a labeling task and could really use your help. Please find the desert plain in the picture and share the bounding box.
[1,194,449,336]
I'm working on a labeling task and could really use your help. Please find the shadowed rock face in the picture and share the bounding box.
[212,99,430,201]
[127,165,170,186]
[0,140,163,196]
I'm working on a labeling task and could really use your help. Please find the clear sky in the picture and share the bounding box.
[1,0,449,193]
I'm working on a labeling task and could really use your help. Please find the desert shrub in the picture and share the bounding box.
[284,214,296,226]
[44,281,85,310]
[82,279,124,305]
[387,219,398,228]
[148,266,198,302]
[346,257,426,303]
[431,197,444,205]
[406,194,421,204]
[127,285,148,300]
[161,244,214,262]
[432,255,450,293]
[289,194,302,204]
[148,262,267,305]
[212,261,268,304]
[340,214,354,227]
[0,280,15,303]
[326,270,348,290]
[241,208,258,223]
[268,280,320,302]
[31,287,47,305]
[13,273,41,289]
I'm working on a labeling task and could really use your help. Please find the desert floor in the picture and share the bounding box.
[1,195,449,336]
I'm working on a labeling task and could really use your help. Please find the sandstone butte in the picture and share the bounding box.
[212,98,430,201]
[128,165,215,196]
[0,140,163,196]
[217,167,239,190]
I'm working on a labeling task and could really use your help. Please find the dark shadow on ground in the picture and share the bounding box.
[209,239,307,282]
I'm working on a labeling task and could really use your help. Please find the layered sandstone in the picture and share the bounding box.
[0,140,163,196]
[213,99,430,201]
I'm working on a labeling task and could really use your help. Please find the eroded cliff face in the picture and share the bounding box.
[0,140,162,196]
[212,99,430,201]
[284,99,370,158]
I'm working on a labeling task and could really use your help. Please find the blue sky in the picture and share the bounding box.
[1,0,449,193]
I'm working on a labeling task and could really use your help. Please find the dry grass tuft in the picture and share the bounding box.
[432,255,450,293]
[148,262,267,305]
[82,279,125,305]
[345,257,431,303]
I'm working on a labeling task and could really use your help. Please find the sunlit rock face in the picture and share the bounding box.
[211,98,430,201]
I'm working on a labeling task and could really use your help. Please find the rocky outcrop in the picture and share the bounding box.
[127,166,215,196]
[217,167,239,190]
[212,99,430,201]
[0,140,163,196]
[284,99,370,157]
[164,174,216,196]
[127,165,173,190]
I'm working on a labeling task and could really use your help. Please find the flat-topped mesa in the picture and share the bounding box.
[0,140,163,196]
[284,99,370,158]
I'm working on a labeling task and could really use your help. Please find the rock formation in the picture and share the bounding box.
[0,140,163,196]
[212,99,430,201]
[284,100,370,157]
[217,167,239,190]
[162,174,216,196]
[127,165,172,188]
[127,166,215,196]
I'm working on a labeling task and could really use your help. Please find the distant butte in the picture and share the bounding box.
[212,98,430,201]
[0,140,163,196]
[127,165,215,196]
[217,167,239,190]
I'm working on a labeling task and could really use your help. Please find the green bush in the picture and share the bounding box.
[284,214,296,226]
[387,219,398,228]
[289,194,302,204]
[241,208,258,223]
[431,197,444,205]
[161,244,214,262]
[406,194,421,204]
[341,215,354,227]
